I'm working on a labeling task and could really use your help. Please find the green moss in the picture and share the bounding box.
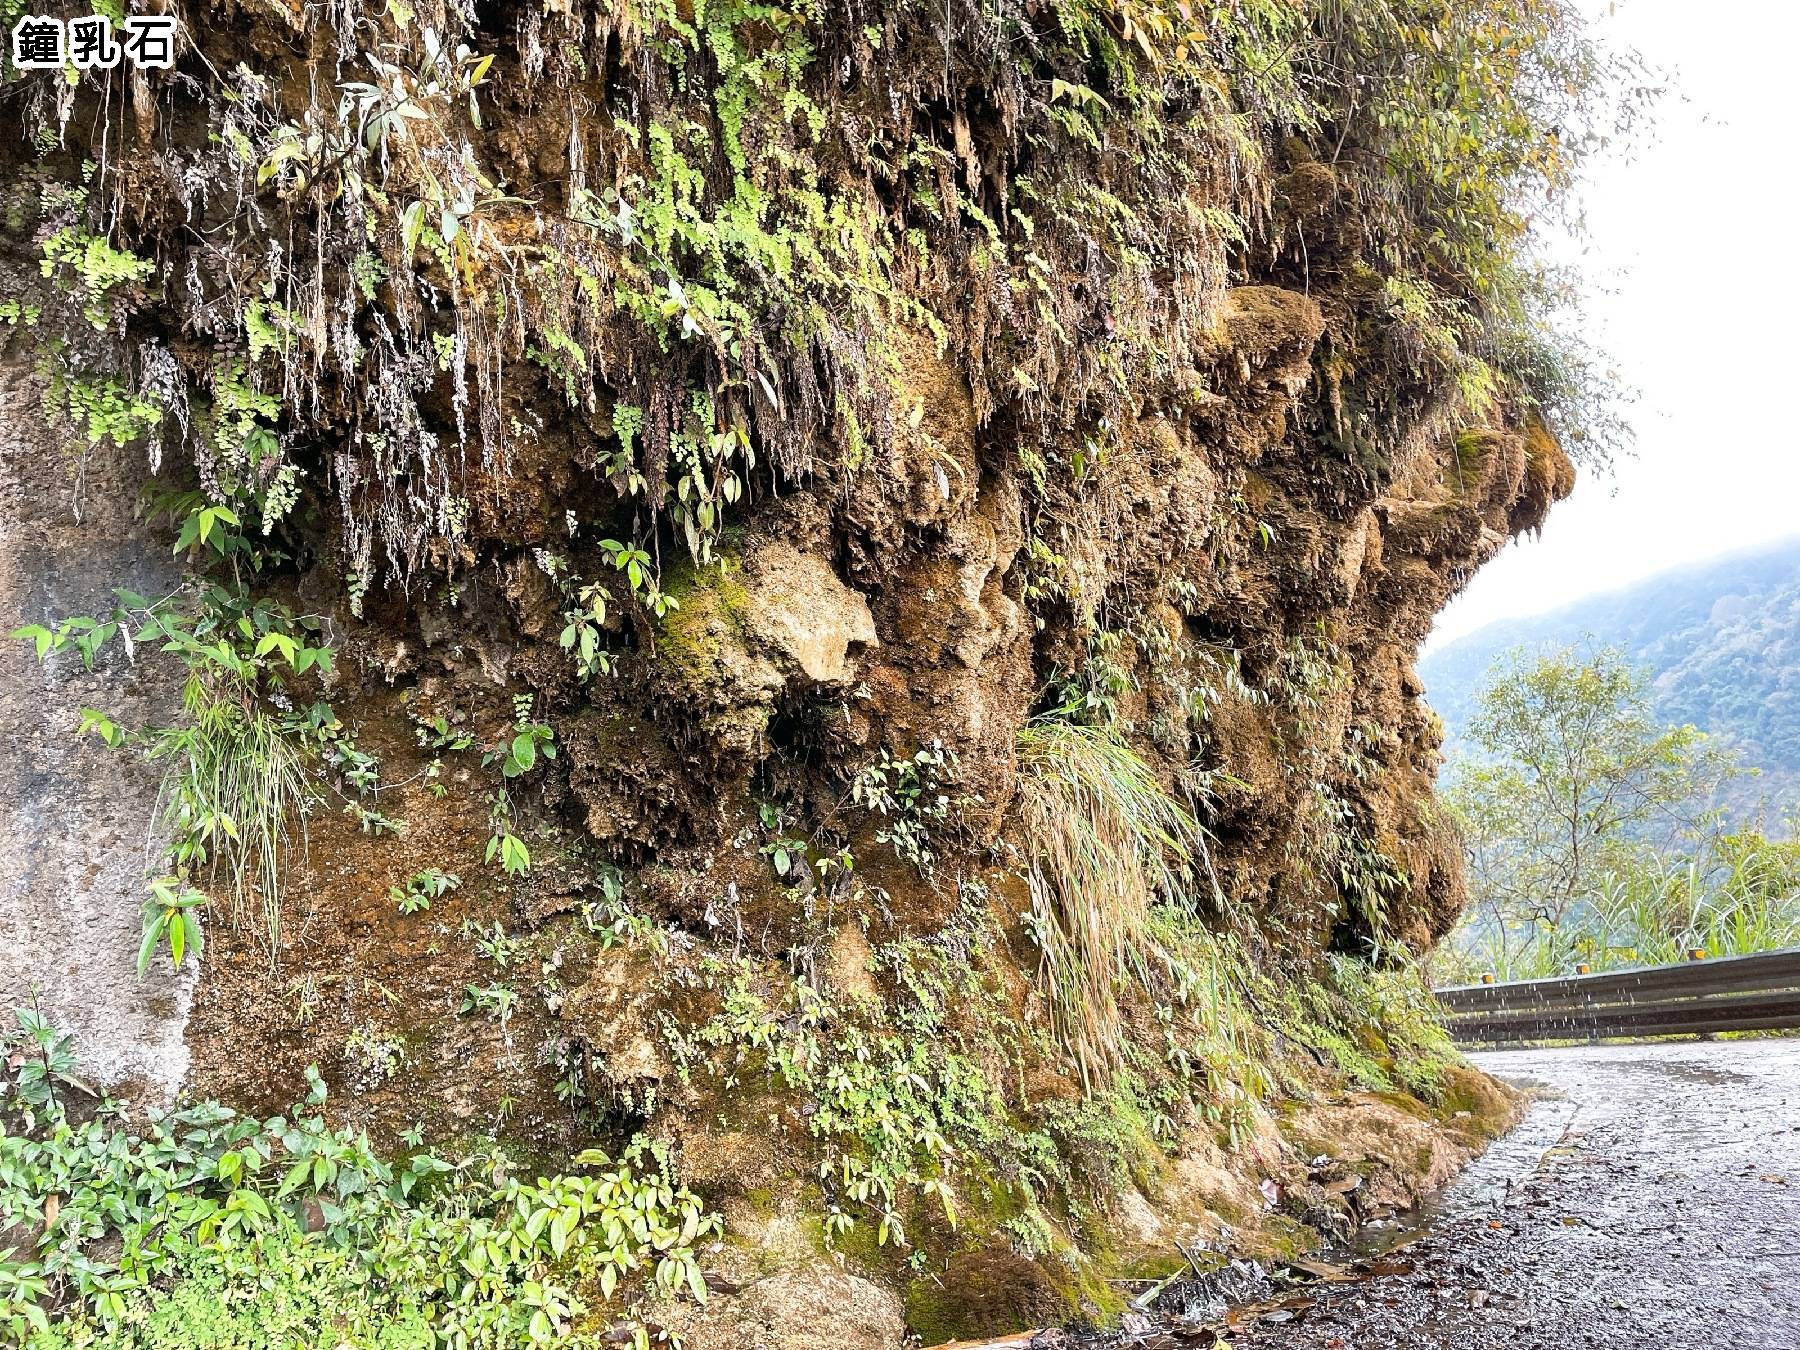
[1041,1083,1164,1208]
[1120,1250,1191,1281]
[1314,1025,1394,1090]
[902,1240,1124,1346]
[1254,1214,1323,1262]
[1206,1190,1257,1231]
[903,1276,976,1345]
[1060,1252,1129,1328]
[652,556,753,688]
[825,1205,891,1272]
[948,1162,1032,1237]
[1369,1090,1431,1120]
[1435,1065,1519,1142]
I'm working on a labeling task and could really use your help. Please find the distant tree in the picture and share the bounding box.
[1443,645,1743,943]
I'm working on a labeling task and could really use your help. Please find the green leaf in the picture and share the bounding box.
[401,200,426,256]
[173,514,201,555]
[196,505,239,546]
[12,624,52,660]
[279,1159,311,1197]
[550,1207,574,1257]
[136,914,165,979]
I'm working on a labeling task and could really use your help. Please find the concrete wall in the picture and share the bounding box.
[0,363,191,1097]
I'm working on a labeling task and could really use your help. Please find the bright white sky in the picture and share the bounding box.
[1426,0,1800,651]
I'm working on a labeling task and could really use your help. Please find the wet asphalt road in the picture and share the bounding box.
[1240,1038,1800,1349]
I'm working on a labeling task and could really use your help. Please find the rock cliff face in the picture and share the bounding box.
[0,366,192,1094]
[0,0,1590,1339]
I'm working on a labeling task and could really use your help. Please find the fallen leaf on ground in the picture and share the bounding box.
[1285,1257,1351,1281]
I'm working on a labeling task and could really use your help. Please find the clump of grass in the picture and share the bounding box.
[1277,955,1460,1099]
[147,676,309,963]
[1148,911,1278,1138]
[1015,719,1215,1088]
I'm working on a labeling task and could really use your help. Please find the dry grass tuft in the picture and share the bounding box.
[1016,718,1216,1088]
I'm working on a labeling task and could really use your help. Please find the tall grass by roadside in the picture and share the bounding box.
[1437,827,1800,983]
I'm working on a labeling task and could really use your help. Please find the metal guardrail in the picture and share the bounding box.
[1434,948,1800,1045]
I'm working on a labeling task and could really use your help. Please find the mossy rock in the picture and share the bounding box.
[1120,1249,1193,1281]
[1368,1089,1432,1121]
[652,539,875,709]
[1436,1064,1523,1143]
[654,556,760,694]
[904,1242,1122,1345]
[1254,1213,1324,1263]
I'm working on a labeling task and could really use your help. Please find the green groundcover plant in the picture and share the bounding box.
[0,1016,717,1348]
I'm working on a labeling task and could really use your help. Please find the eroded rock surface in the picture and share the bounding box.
[663,1264,906,1350]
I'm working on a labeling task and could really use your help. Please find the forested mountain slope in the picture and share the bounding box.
[1422,538,1800,810]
